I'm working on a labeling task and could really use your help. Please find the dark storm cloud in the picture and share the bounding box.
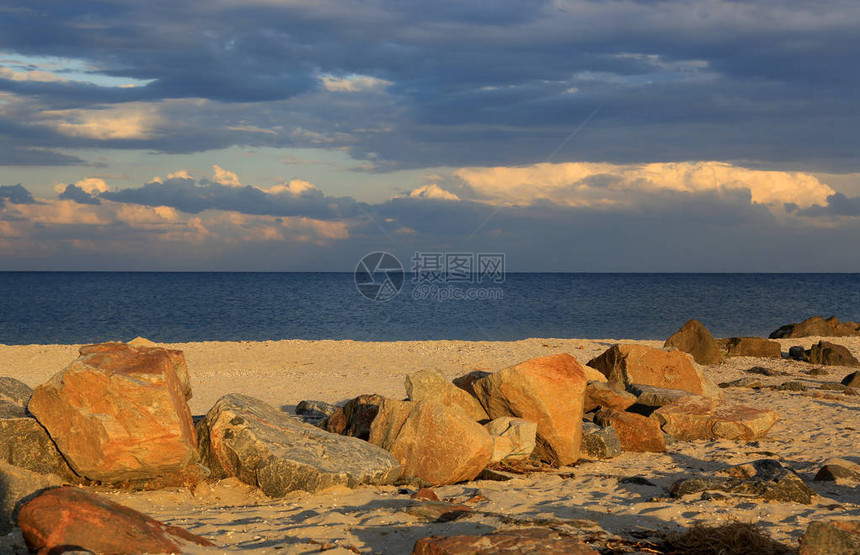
[0,184,36,204]
[0,0,859,169]
[58,184,101,205]
[100,177,366,220]
[796,193,860,218]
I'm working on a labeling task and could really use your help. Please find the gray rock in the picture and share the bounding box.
[0,377,33,409]
[806,367,829,376]
[777,381,807,391]
[626,384,690,412]
[789,346,806,361]
[814,459,860,483]
[0,414,78,481]
[842,371,860,387]
[799,520,860,555]
[818,383,849,392]
[579,422,622,460]
[295,400,337,418]
[197,393,402,497]
[718,377,763,389]
[0,462,62,534]
[745,366,787,377]
[670,459,815,504]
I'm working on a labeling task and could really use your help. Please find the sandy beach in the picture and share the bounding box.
[2,336,859,553]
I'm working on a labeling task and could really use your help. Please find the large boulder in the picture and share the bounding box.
[587,344,720,398]
[664,319,722,365]
[324,393,388,440]
[799,520,860,555]
[197,394,401,496]
[483,417,536,462]
[27,342,199,483]
[405,369,489,421]
[412,527,599,555]
[0,414,78,481]
[652,395,780,441]
[583,382,636,413]
[369,399,493,485]
[843,371,860,387]
[0,377,33,409]
[770,316,860,339]
[670,459,815,504]
[0,463,62,534]
[722,337,782,358]
[472,354,588,466]
[80,341,193,400]
[804,341,860,367]
[593,408,665,452]
[814,459,860,483]
[16,486,214,554]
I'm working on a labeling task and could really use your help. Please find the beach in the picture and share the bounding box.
[2,336,859,553]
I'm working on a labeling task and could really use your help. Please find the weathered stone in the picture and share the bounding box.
[819,382,849,392]
[79,341,192,400]
[295,400,337,426]
[723,337,782,358]
[670,459,815,504]
[664,319,723,365]
[652,395,779,441]
[789,346,806,361]
[0,377,33,409]
[579,422,622,460]
[483,417,536,462]
[799,520,860,555]
[452,370,492,395]
[746,366,787,376]
[843,371,860,387]
[583,382,636,412]
[406,369,489,421]
[472,354,588,466]
[369,399,493,485]
[587,344,720,398]
[806,367,829,376]
[627,383,691,408]
[0,463,62,534]
[777,381,807,391]
[412,527,599,555]
[324,393,388,440]
[198,394,401,496]
[0,415,78,481]
[814,459,860,483]
[593,408,665,452]
[16,486,214,554]
[804,341,860,367]
[719,377,764,389]
[27,342,198,483]
[770,315,860,339]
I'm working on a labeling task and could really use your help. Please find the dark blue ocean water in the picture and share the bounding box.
[0,272,858,344]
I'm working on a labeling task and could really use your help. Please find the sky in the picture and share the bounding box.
[1,0,859,271]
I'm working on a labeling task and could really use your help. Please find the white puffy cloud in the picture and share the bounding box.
[264,178,319,195]
[406,184,461,201]
[454,161,835,211]
[211,165,242,187]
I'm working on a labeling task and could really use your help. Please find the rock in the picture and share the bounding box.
[369,399,492,485]
[843,371,860,387]
[0,377,33,409]
[789,346,806,360]
[0,463,62,534]
[587,344,720,398]
[799,520,860,555]
[295,400,337,426]
[452,370,492,395]
[746,366,787,376]
[652,395,780,441]
[583,382,636,412]
[777,381,807,391]
[483,417,536,462]
[579,422,622,460]
[406,369,489,421]
[198,394,401,496]
[806,367,829,376]
[412,527,599,555]
[0,414,78,481]
[770,315,860,339]
[719,377,763,389]
[804,341,860,367]
[27,342,199,483]
[814,459,860,483]
[472,354,588,466]
[593,408,665,452]
[664,319,723,365]
[819,383,849,392]
[324,393,388,440]
[16,486,214,554]
[723,337,782,358]
[670,459,815,504]
[627,383,691,408]
[79,341,192,400]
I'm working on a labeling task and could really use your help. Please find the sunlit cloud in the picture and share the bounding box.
[42,103,162,140]
[319,74,392,93]
[211,165,242,187]
[406,184,461,201]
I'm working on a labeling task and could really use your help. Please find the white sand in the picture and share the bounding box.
[1,337,859,553]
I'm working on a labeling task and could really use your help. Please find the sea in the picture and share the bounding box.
[0,272,858,345]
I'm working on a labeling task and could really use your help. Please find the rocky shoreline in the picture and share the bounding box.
[1,317,859,553]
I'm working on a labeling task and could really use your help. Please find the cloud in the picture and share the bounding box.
[454,161,835,212]
[0,184,36,204]
[212,165,242,187]
[41,103,161,140]
[407,184,460,201]
[795,193,860,218]
[58,184,101,205]
[319,74,392,93]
